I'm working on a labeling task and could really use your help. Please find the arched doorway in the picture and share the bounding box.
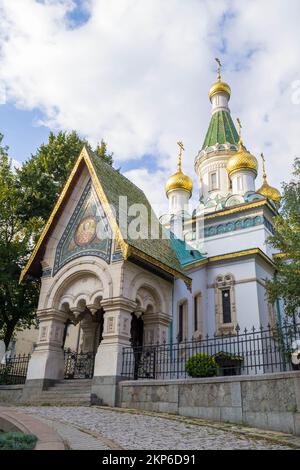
[63,304,105,379]
[130,312,144,380]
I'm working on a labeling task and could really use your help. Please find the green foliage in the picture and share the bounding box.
[0,432,37,450]
[213,351,243,363]
[17,131,113,224]
[0,136,40,347]
[185,352,217,378]
[266,158,300,317]
[0,130,113,348]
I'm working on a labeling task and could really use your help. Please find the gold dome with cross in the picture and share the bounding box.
[165,142,193,197]
[209,58,231,101]
[227,118,258,176]
[257,153,281,203]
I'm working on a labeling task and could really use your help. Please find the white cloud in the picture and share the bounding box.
[0,0,299,209]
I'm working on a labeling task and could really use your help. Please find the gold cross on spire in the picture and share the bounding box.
[177,141,184,172]
[236,117,243,146]
[215,58,222,81]
[261,153,267,180]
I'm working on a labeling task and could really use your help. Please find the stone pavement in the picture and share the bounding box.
[14,406,299,450]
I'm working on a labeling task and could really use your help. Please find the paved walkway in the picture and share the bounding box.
[14,406,299,450]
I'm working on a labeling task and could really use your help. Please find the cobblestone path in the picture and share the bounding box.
[17,406,295,450]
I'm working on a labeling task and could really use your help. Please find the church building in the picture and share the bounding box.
[18,61,282,406]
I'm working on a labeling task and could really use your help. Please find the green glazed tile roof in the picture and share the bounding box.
[202,110,239,150]
[170,236,205,267]
[87,148,189,280]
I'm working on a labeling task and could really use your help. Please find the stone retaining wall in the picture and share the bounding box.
[118,371,300,435]
[0,385,23,403]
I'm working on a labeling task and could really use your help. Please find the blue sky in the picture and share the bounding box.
[0,0,300,209]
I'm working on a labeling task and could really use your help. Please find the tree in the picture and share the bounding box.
[0,130,113,348]
[0,134,40,348]
[266,158,300,318]
[17,131,113,223]
[95,139,114,166]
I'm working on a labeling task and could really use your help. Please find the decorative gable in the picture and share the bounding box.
[53,179,112,275]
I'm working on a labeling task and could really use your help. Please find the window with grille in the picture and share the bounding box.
[222,289,231,324]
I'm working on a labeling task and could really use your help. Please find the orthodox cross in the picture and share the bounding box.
[236,117,243,145]
[215,58,222,81]
[261,152,267,179]
[177,141,184,172]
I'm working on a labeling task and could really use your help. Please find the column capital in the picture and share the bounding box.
[37,308,67,323]
[143,311,172,327]
[101,297,137,313]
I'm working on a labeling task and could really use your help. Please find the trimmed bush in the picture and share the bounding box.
[185,352,217,378]
[0,432,37,450]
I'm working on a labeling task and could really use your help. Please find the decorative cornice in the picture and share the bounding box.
[184,200,276,229]
[207,277,266,289]
[203,215,274,238]
[184,248,275,271]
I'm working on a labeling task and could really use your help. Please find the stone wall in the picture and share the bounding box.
[118,371,300,435]
[0,385,23,404]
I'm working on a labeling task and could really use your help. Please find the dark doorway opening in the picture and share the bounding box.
[130,313,144,379]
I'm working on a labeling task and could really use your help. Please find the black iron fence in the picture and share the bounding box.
[121,322,300,380]
[0,354,31,385]
[64,349,95,379]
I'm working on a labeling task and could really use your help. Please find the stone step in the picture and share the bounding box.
[50,382,92,388]
[41,392,91,399]
[56,379,93,385]
[50,383,92,390]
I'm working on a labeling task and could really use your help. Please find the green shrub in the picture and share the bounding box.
[0,432,37,450]
[185,353,217,378]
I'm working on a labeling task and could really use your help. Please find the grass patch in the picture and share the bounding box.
[0,432,37,450]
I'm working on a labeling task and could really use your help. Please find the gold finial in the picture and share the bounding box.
[257,152,281,203]
[177,141,184,172]
[261,153,267,180]
[215,58,222,81]
[236,117,244,146]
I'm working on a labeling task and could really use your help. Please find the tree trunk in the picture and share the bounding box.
[3,322,17,350]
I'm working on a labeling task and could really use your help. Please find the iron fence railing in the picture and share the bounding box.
[0,354,31,385]
[64,349,95,379]
[121,322,300,380]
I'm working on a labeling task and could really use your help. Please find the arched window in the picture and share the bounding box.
[209,172,218,191]
[177,300,188,342]
[214,274,237,335]
[193,293,203,339]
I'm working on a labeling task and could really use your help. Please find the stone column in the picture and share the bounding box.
[143,311,171,345]
[91,298,136,406]
[22,309,66,402]
[79,314,98,353]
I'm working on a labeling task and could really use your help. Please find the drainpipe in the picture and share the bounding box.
[169,281,174,362]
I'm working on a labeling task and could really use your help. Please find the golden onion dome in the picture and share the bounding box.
[166,141,193,197]
[227,143,258,176]
[165,170,193,196]
[257,153,281,203]
[209,80,231,101]
[257,179,281,203]
[227,117,258,176]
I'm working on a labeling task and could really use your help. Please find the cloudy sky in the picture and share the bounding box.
[0,0,299,214]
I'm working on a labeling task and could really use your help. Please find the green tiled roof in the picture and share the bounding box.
[170,236,205,267]
[87,148,189,280]
[202,110,239,150]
